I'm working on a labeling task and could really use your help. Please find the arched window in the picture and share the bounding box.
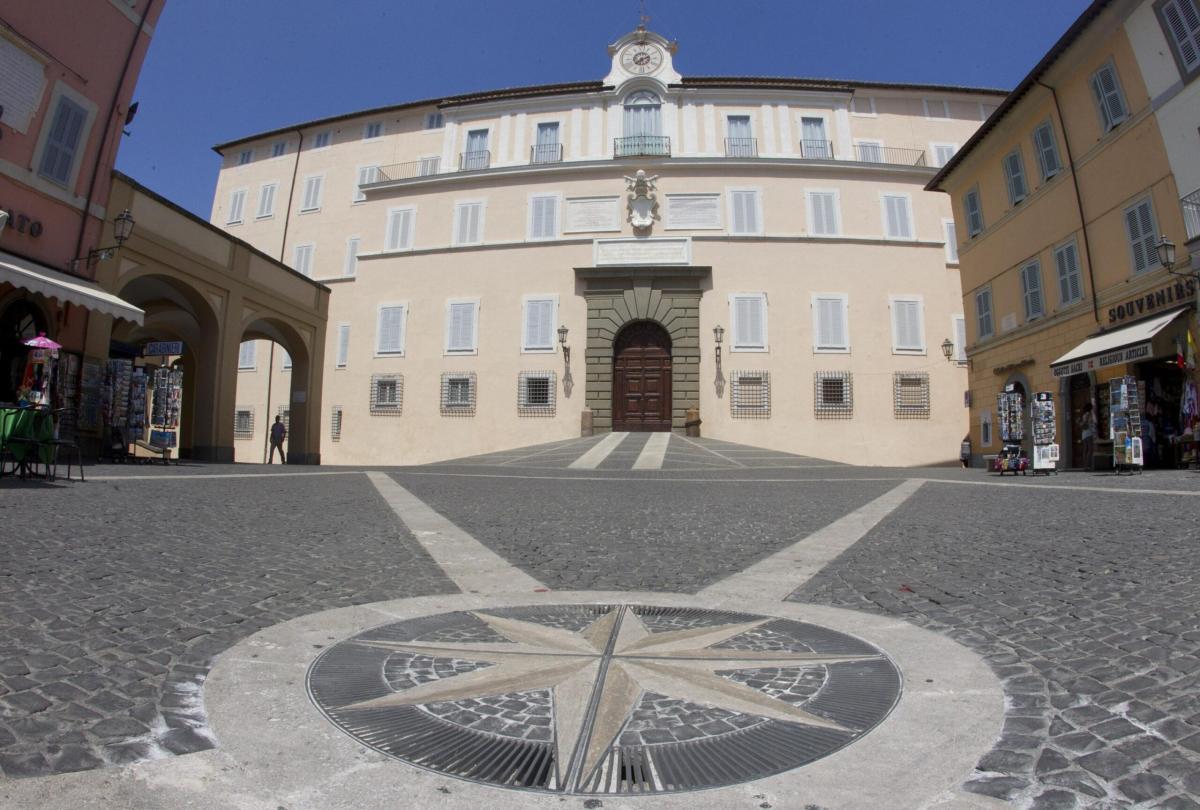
[623,90,662,138]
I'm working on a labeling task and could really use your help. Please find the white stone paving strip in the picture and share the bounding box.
[699,478,926,603]
[365,471,547,595]
[567,431,628,469]
[674,434,747,467]
[632,432,671,469]
[87,470,365,481]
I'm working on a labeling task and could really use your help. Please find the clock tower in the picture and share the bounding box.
[604,26,681,89]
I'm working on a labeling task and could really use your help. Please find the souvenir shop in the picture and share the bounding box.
[101,340,184,459]
[1051,307,1199,470]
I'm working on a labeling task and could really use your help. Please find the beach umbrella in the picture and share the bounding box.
[23,332,61,349]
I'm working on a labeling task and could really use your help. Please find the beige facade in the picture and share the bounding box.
[213,28,1004,466]
[930,0,1199,467]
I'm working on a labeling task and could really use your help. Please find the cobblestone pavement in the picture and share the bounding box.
[790,482,1200,809]
[0,473,454,778]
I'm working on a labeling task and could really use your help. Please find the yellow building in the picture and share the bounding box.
[211,27,1007,466]
[929,0,1199,470]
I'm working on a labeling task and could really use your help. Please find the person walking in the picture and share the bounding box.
[1079,402,1096,471]
[269,415,287,464]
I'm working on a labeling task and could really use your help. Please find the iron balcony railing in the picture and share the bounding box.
[530,143,563,164]
[1183,188,1200,242]
[459,150,491,171]
[724,137,758,158]
[613,135,671,158]
[799,140,834,159]
[376,157,441,182]
[853,144,927,166]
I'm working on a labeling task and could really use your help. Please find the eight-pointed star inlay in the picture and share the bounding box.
[341,605,885,792]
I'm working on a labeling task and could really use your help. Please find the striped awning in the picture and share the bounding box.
[0,250,143,324]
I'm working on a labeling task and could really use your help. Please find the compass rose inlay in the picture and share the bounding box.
[307,604,900,795]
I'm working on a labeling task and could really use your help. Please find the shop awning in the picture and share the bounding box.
[1050,308,1190,377]
[0,250,144,324]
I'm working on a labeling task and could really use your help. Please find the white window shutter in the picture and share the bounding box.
[733,295,765,348]
[238,341,255,368]
[456,203,481,244]
[884,195,912,238]
[228,189,245,223]
[344,237,360,277]
[448,302,477,352]
[530,196,557,239]
[892,300,923,351]
[815,297,846,349]
[524,299,554,349]
[302,176,322,211]
[293,244,313,277]
[386,209,413,250]
[257,184,276,218]
[953,316,967,362]
[336,324,350,367]
[377,306,404,354]
[1163,0,1200,72]
[731,191,758,234]
[944,221,958,262]
[809,192,838,235]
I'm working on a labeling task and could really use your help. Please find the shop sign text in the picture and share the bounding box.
[1051,341,1152,378]
[143,340,184,356]
[1109,279,1197,323]
[0,205,45,238]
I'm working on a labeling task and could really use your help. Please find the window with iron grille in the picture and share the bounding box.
[814,371,853,418]
[441,372,477,416]
[893,372,931,419]
[369,374,403,415]
[330,406,343,442]
[234,408,254,438]
[517,371,556,416]
[731,371,771,418]
[276,406,290,435]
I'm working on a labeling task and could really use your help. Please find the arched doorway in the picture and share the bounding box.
[613,321,672,432]
[0,299,49,402]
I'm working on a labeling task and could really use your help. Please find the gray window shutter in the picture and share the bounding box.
[1163,0,1200,72]
[1092,65,1127,129]
[976,290,993,337]
[1125,200,1157,272]
[965,190,983,236]
[1022,262,1044,318]
[39,97,87,185]
[1056,243,1082,303]
[1033,123,1061,178]
[1004,152,1027,202]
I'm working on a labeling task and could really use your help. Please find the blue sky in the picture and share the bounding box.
[115,0,1092,218]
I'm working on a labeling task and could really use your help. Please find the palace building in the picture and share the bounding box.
[211,27,1005,466]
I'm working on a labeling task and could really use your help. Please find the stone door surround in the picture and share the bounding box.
[575,266,709,432]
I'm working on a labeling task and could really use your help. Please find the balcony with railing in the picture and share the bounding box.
[853,144,927,167]
[614,135,671,158]
[724,137,757,158]
[376,157,441,182]
[799,140,834,159]
[530,143,563,164]
[1183,188,1200,244]
[459,150,491,171]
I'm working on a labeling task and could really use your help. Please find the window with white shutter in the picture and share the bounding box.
[521,296,557,352]
[855,140,884,162]
[376,305,406,356]
[812,294,849,352]
[1124,197,1160,274]
[666,194,722,229]
[923,98,950,119]
[300,175,323,212]
[976,288,994,339]
[1054,240,1083,305]
[952,315,967,363]
[256,183,277,219]
[1032,121,1062,180]
[354,165,380,203]
[964,188,984,237]
[931,143,957,168]
[271,141,287,158]
[1021,260,1045,320]
[238,341,256,370]
[728,189,761,235]
[226,189,246,224]
[1002,149,1028,205]
[445,300,479,354]
[881,194,914,239]
[344,237,360,277]
[280,350,292,370]
[237,149,253,165]
[730,293,767,351]
[385,207,415,251]
[37,94,88,187]
[528,195,559,240]
[800,118,830,158]
[1090,61,1129,132]
[453,201,484,245]
[806,190,840,236]
[313,131,331,149]
[293,243,314,277]
[850,96,876,116]
[335,323,350,368]
[1159,0,1200,78]
[364,121,383,140]
[418,156,440,176]
[944,220,959,263]
[426,112,444,129]
[889,297,925,354]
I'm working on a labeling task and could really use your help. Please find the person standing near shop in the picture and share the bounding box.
[269,415,287,464]
[1080,402,1096,471]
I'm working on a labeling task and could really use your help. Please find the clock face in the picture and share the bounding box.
[621,44,663,75]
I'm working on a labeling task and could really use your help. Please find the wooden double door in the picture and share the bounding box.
[613,321,672,432]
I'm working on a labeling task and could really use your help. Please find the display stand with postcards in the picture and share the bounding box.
[1030,391,1059,475]
[1109,376,1143,474]
[993,385,1029,475]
